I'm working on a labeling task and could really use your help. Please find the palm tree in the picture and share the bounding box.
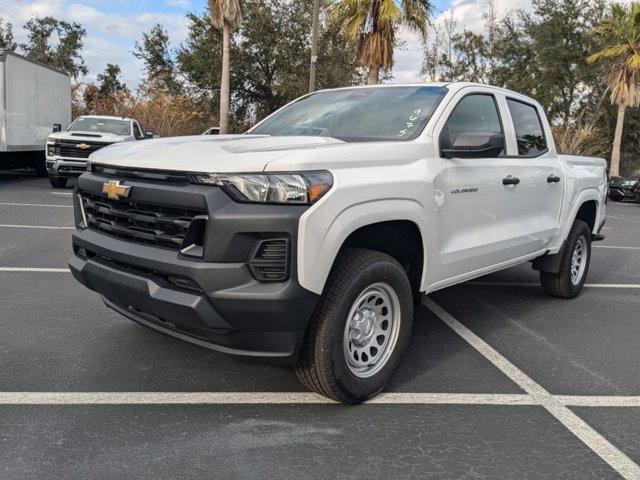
[209,0,243,134]
[587,2,640,177]
[330,0,431,84]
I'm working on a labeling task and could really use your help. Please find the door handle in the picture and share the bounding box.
[502,175,520,186]
[547,175,561,183]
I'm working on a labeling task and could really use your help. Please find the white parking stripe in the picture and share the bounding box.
[423,297,640,480]
[0,224,74,230]
[0,391,638,407]
[594,245,640,250]
[0,202,72,208]
[0,268,70,273]
[468,282,640,289]
[51,192,73,196]
[558,396,640,407]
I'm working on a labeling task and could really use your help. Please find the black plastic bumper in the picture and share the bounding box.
[70,173,320,363]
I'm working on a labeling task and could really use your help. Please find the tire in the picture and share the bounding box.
[295,248,414,404]
[49,176,68,188]
[540,220,591,299]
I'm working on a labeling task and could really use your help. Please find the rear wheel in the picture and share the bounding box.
[295,248,414,403]
[49,176,68,188]
[540,220,591,299]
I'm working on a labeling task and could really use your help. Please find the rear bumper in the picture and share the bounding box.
[69,174,320,363]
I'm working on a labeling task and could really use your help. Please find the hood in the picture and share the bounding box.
[88,135,346,173]
[48,131,128,143]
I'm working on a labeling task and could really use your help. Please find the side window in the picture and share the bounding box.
[441,94,504,154]
[133,122,142,140]
[507,99,547,156]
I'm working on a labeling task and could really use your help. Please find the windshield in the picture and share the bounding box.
[68,117,131,136]
[250,86,448,142]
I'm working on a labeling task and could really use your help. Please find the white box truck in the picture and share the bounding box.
[0,50,72,174]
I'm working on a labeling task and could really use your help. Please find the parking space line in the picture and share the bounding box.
[0,224,74,230]
[0,392,537,405]
[468,282,640,289]
[0,391,638,407]
[51,192,73,196]
[594,245,640,250]
[0,268,70,273]
[558,396,640,407]
[423,297,640,479]
[0,202,72,208]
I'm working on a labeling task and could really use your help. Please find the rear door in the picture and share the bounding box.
[433,89,528,281]
[504,98,563,250]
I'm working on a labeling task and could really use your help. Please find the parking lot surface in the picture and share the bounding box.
[1,172,639,479]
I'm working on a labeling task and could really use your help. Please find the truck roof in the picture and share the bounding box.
[76,115,135,122]
[314,82,541,107]
[0,50,70,77]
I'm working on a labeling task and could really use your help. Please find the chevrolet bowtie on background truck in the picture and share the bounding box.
[46,115,153,188]
[69,83,608,403]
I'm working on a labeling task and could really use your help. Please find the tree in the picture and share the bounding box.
[587,2,640,177]
[330,0,432,84]
[133,24,182,94]
[20,16,88,79]
[0,18,17,51]
[178,1,362,127]
[209,0,243,134]
[97,63,127,97]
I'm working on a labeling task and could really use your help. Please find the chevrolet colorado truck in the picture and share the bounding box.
[69,83,607,403]
[46,115,151,188]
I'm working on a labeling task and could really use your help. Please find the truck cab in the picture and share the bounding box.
[46,115,150,188]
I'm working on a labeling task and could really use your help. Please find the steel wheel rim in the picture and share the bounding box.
[570,236,588,285]
[343,282,401,379]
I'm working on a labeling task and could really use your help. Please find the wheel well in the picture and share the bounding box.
[575,200,597,232]
[339,221,424,297]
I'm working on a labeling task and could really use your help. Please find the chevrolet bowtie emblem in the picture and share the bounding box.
[102,180,131,200]
[76,143,91,150]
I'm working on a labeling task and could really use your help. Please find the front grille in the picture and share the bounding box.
[80,192,206,250]
[248,238,290,282]
[54,140,112,159]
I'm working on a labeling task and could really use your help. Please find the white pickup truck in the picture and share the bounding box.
[46,115,151,188]
[69,83,607,403]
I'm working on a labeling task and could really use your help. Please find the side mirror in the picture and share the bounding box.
[144,131,154,139]
[52,123,62,133]
[442,132,505,158]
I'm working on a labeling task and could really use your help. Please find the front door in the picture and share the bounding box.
[433,91,531,281]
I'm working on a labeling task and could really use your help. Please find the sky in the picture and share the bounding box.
[0,0,538,87]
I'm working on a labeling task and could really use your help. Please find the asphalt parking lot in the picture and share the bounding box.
[1,172,639,479]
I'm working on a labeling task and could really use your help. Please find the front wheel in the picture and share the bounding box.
[49,176,68,188]
[295,249,414,403]
[540,220,591,299]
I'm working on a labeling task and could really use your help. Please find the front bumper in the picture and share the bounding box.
[70,172,319,363]
[46,157,88,178]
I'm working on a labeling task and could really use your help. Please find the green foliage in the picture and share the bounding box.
[133,24,183,95]
[0,19,16,51]
[20,16,88,79]
[178,0,362,127]
[330,0,431,81]
[97,64,128,97]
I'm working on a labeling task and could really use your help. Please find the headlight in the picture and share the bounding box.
[47,143,56,156]
[192,171,333,205]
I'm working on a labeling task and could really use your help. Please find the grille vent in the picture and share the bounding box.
[248,238,290,282]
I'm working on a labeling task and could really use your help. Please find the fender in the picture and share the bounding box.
[546,187,604,255]
[297,198,430,295]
